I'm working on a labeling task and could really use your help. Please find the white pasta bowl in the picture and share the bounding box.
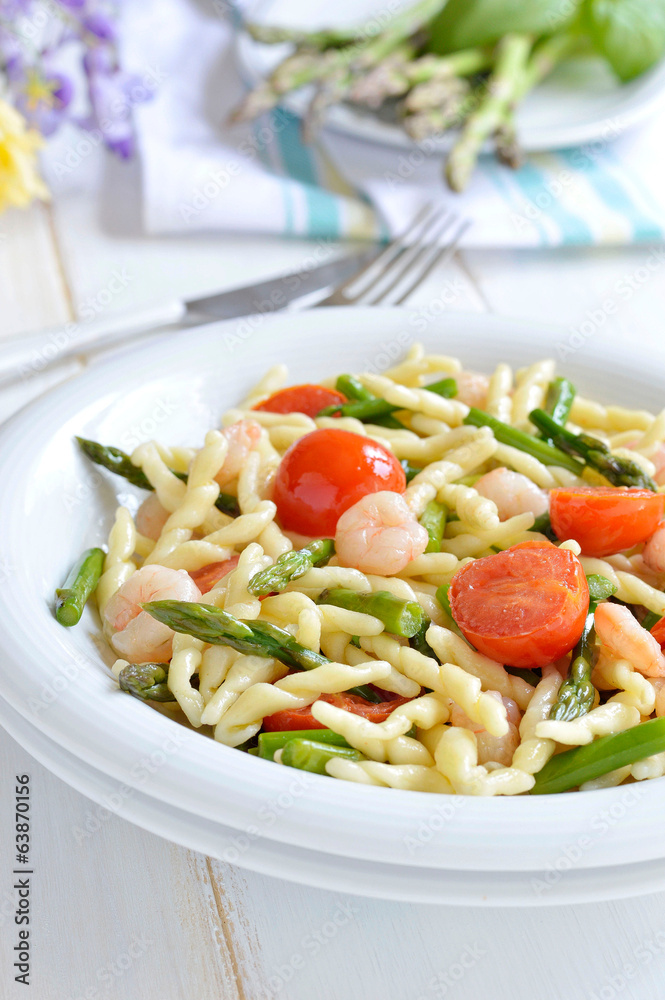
[1,307,664,905]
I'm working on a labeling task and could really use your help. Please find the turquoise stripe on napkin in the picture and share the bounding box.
[510,161,594,246]
[559,148,662,243]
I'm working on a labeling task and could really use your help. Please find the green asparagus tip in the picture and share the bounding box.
[118,662,175,702]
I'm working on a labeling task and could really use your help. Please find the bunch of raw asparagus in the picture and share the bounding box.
[230,0,665,191]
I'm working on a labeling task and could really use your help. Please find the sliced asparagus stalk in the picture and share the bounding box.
[258,728,351,760]
[118,662,175,702]
[531,717,665,794]
[420,500,447,553]
[55,547,105,626]
[281,738,364,774]
[318,587,426,638]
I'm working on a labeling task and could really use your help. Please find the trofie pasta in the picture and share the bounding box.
[57,348,665,796]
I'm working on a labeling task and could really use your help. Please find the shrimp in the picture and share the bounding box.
[451,693,521,766]
[594,602,665,678]
[454,371,490,409]
[474,467,549,521]
[103,565,201,662]
[135,493,170,542]
[642,521,665,574]
[335,491,429,576]
[216,419,262,487]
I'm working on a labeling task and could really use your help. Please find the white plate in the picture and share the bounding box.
[1,308,665,902]
[236,0,665,153]
[4,693,665,907]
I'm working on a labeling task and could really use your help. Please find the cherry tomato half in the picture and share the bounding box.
[253,384,346,418]
[550,486,664,558]
[449,540,589,669]
[189,556,239,594]
[262,693,412,731]
[273,428,406,536]
[649,616,665,649]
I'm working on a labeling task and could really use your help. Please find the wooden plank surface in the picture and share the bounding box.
[2,180,665,1000]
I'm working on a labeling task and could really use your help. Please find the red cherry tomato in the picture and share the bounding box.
[449,540,589,669]
[273,428,406,536]
[550,486,664,558]
[262,693,412,731]
[650,617,665,648]
[189,556,239,594]
[253,384,346,418]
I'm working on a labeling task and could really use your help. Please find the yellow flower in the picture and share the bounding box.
[0,97,49,214]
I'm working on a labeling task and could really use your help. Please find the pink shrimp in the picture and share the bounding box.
[454,371,490,409]
[474,467,549,521]
[642,521,665,574]
[103,565,201,662]
[216,419,262,487]
[594,602,665,678]
[450,693,521,766]
[135,493,170,541]
[335,491,429,576]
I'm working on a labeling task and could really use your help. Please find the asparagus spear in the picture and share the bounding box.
[529,511,558,542]
[420,500,447,553]
[409,616,437,659]
[281,738,364,774]
[77,437,153,489]
[463,408,584,475]
[248,540,335,597]
[77,437,240,517]
[531,717,665,795]
[258,728,351,760]
[445,34,533,193]
[543,377,576,429]
[318,376,457,422]
[335,374,372,402]
[435,583,465,638]
[233,0,448,124]
[549,574,617,722]
[118,662,175,702]
[142,600,381,701]
[529,409,657,490]
[642,610,663,632]
[318,587,426,638]
[246,22,360,49]
[329,374,405,429]
[401,459,422,483]
[55,547,105,626]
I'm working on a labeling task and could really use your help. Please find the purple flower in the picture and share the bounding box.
[0,0,154,158]
[82,12,118,43]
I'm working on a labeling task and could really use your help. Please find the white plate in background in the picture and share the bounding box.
[236,0,665,152]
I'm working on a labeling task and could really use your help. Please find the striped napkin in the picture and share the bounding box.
[123,0,665,247]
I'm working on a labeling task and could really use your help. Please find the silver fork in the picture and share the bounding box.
[317,204,470,308]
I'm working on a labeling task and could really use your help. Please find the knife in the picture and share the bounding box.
[0,247,378,386]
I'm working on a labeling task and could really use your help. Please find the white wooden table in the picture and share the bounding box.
[3,175,665,999]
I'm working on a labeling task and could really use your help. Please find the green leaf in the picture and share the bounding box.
[428,0,576,52]
[583,0,665,81]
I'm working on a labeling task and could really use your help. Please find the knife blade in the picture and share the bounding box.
[0,247,379,387]
[186,247,379,320]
